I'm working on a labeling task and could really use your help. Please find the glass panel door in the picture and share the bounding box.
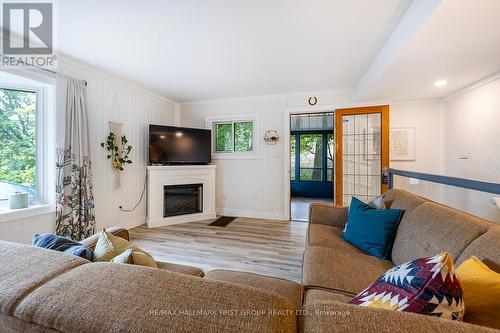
[335,106,389,206]
[299,133,323,181]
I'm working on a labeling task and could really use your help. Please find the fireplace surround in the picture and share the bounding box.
[147,165,216,227]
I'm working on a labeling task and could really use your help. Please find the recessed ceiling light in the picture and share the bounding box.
[175,131,183,137]
[434,80,447,87]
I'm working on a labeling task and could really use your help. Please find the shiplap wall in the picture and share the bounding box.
[58,58,178,231]
[0,58,178,244]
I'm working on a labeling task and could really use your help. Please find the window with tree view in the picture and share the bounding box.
[0,88,37,201]
[214,121,253,153]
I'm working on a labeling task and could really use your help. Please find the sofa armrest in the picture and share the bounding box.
[309,204,348,228]
[300,301,496,333]
[80,227,129,250]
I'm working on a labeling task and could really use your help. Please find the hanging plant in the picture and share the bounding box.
[101,132,132,171]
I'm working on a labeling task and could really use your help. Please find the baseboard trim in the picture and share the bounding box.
[216,208,286,221]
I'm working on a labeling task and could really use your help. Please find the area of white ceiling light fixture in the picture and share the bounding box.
[434,79,447,87]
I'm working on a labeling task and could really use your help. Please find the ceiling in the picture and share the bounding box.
[56,0,500,102]
[360,0,500,101]
[57,0,410,102]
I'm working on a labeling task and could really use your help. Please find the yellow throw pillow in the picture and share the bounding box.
[130,251,158,268]
[110,248,158,268]
[93,229,157,267]
[456,256,500,329]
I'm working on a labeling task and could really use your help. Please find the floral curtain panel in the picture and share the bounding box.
[55,76,95,240]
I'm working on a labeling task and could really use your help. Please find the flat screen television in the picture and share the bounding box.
[148,125,211,165]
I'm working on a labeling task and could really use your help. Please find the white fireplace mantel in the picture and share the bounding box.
[146,165,216,228]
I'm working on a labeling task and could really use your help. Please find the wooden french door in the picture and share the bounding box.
[334,105,389,206]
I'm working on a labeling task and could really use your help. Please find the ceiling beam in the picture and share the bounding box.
[353,0,441,101]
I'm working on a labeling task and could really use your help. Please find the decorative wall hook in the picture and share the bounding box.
[264,130,280,145]
[308,96,318,106]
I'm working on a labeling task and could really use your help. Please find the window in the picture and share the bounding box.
[214,120,254,153]
[0,88,38,202]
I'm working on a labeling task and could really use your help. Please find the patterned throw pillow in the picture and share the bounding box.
[349,252,464,320]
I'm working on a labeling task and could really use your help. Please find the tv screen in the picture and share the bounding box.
[148,125,211,165]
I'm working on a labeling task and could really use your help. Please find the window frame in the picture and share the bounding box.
[0,83,51,211]
[206,114,260,160]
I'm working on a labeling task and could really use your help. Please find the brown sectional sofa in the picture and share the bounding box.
[302,189,500,332]
[0,189,498,332]
[1,234,298,333]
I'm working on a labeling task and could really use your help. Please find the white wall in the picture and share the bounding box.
[388,101,443,174]
[181,95,286,219]
[442,76,500,222]
[180,92,441,220]
[0,58,178,244]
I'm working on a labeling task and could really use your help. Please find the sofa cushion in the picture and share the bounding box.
[110,248,158,268]
[0,240,87,315]
[391,202,488,265]
[156,260,205,277]
[205,270,303,310]
[304,289,352,305]
[456,256,500,329]
[349,252,464,320]
[309,204,348,227]
[456,226,500,268]
[1,313,59,333]
[299,301,498,333]
[381,189,427,213]
[307,224,362,255]
[13,262,296,333]
[93,229,155,263]
[32,233,93,260]
[343,197,404,259]
[302,246,393,295]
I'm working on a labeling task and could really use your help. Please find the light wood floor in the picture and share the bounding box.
[129,218,308,283]
[291,197,333,221]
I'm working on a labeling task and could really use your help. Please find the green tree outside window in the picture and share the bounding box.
[0,88,37,198]
[214,121,253,153]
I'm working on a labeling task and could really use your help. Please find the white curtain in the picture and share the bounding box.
[55,76,95,240]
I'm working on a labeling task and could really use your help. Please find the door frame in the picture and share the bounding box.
[283,106,338,221]
[334,105,390,206]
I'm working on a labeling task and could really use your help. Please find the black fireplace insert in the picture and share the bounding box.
[163,184,203,217]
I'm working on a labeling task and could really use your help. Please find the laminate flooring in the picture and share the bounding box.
[129,218,308,283]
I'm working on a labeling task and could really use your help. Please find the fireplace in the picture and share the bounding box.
[147,165,216,227]
[164,184,203,217]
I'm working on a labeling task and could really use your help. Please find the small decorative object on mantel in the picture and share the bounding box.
[101,123,132,189]
[264,130,280,145]
[308,96,318,106]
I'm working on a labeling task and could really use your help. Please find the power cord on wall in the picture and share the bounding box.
[119,173,148,212]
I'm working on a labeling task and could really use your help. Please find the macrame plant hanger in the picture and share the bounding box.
[109,92,123,189]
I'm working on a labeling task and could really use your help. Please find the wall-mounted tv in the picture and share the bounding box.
[148,125,211,165]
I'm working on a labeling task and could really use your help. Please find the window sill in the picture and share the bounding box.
[0,203,55,223]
